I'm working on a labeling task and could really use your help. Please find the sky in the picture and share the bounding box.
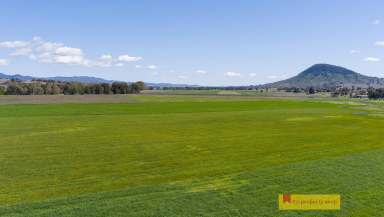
[0,0,384,86]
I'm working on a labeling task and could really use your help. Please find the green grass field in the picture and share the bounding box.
[1,95,384,216]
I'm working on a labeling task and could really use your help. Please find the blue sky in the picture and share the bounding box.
[0,0,383,86]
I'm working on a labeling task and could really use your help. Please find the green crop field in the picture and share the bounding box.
[1,95,384,216]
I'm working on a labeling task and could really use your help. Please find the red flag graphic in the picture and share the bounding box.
[283,194,291,203]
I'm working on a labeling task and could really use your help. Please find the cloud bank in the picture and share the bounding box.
[0,59,8,66]
[364,57,380,62]
[225,71,241,77]
[0,37,143,67]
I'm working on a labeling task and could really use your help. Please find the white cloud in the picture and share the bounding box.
[44,46,88,65]
[32,36,42,41]
[10,47,33,56]
[118,54,143,62]
[0,41,29,48]
[55,46,83,56]
[373,19,381,25]
[0,37,144,67]
[0,38,88,66]
[100,54,113,60]
[225,71,241,77]
[195,70,207,74]
[37,42,63,53]
[349,49,360,54]
[178,75,188,79]
[44,47,87,65]
[54,55,86,65]
[375,41,384,47]
[364,57,380,62]
[94,54,114,67]
[135,65,142,68]
[148,65,157,69]
[267,75,279,79]
[0,59,8,66]
[249,73,257,77]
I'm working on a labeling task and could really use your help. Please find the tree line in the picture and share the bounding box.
[0,80,145,95]
[367,88,384,99]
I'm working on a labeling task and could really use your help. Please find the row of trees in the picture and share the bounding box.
[367,88,384,99]
[281,86,317,94]
[281,86,372,98]
[0,80,145,95]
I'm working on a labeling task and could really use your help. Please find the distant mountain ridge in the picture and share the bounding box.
[265,64,384,88]
[0,73,113,83]
[0,73,36,81]
[0,72,199,87]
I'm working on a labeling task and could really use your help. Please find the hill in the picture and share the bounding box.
[266,64,384,88]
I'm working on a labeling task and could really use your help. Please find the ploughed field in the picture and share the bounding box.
[1,95,384,216]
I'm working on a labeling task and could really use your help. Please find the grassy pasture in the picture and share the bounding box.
[1,95,384,216]
[141,89,312,97]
